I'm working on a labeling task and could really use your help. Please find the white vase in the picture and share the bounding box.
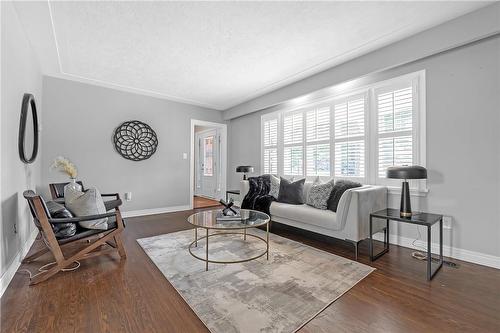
[64,178,82,197]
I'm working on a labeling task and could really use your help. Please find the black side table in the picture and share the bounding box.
[226,189,240,202]
[369,208,443,281]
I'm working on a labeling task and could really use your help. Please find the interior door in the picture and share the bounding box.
[195,129,219,199]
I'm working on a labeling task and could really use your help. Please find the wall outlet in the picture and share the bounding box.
[125,192,132,201]
[182,152,188,160]
[443,216,452,229]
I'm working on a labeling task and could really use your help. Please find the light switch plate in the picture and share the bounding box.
[182,152,188,160]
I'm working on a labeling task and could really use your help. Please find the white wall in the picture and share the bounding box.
[0,2,43,288]
[227,35,500,262]
[42,77,224,213]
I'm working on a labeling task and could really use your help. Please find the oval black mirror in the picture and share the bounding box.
[18,93,39,164]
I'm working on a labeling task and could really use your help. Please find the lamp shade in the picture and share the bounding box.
[386,165,427,179]
[236,166,254,173]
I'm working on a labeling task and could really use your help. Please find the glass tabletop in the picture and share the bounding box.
[371,208,443,226]
[187,209,270,230]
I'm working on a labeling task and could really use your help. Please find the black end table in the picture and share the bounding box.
[369,208,443,281]
[226,189,240,202]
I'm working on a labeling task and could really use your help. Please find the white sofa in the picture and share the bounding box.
[240,180,387,259]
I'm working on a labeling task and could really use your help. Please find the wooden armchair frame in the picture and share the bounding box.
[22,190,126,285]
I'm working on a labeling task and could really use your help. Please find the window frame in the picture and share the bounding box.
[260,70,427,194]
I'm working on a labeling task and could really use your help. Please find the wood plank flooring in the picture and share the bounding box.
[193,196,220,209]
[1,209,499,333]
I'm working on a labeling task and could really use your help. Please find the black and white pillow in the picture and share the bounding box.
[306,179,335,210]
[269,175,280,199]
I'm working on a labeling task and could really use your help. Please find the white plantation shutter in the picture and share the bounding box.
[261,71,423,188]
[284,112,303,144]
[306,107,330,176]
[263,117,278,174]
[376,86,413,177]
[334,96,365,177]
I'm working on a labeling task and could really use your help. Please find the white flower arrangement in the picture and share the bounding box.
[51,156,78,179]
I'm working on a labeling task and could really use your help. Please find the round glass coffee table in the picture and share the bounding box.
[187,209,270,271]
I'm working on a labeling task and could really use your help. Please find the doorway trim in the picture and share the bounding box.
[190,119,227,210]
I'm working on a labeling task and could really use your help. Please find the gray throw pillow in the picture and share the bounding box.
[306,179,335,210]
[327,180,362,212]
[65,187,108,230]
[278,177,305,204]
[269,174,280,199]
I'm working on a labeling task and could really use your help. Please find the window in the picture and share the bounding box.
[262,117,278,174]
[334,95,365,178]
[203,136,214,176]
[261,71,425,191]
[306,107,330,176]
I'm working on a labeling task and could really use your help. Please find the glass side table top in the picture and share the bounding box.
[187,209,270,230]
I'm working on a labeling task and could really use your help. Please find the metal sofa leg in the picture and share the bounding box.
[346,240,359,261]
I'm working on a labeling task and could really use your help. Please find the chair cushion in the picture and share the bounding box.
[57,218,117,245]
[65,187,108,230]
[270,202,340,230]
[45,201,77,239]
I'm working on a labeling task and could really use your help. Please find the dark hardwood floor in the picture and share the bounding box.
[1,209,499,333]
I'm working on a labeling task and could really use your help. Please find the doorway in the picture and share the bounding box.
[190,120,227,209]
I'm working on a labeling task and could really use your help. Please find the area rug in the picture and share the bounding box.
[138,229,374,333]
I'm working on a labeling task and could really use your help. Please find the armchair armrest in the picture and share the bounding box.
[48,211,117,224]
[101,193,121,200]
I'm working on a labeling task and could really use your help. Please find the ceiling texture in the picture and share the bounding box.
[14,1,490,110]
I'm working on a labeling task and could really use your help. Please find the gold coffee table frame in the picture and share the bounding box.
[187,209,270,271]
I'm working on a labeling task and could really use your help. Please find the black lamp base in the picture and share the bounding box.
[400,181,412,218]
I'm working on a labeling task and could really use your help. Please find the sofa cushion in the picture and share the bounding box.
[269,174,280,199]
[328,180,362,212]
[270,202,341,231]
[306,179,335,210]
[278,177,305,204]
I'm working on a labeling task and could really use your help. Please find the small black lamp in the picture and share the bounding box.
[386,165,427,218]
[236,166,254,180]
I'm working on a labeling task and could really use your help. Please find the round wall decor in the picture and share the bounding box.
[18,93,39,164]
[113,120,158,161]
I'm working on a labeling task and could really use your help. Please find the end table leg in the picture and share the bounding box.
[440,218,443,262]
[266,222,269,260]
[244,228,247,241]
[206,228,209,271]
[427,226,431,281]
[369,215,373,261]
[195,228,198,247]
[386,218,390,252]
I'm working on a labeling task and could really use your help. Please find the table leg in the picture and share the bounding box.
[244,228,247,241]
[369,215,373,260]
[370,215,390,261]
[205,228,209,271]
[427,219,444,280]
[427,225,432,281]
[194,228,198,247]
[266,222,269,260]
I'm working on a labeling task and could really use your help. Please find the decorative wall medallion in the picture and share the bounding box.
[18,93,39,164]
[113,120,158,161]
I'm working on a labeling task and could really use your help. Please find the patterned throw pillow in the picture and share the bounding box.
[306,179,335,210]
[269,175,280,199]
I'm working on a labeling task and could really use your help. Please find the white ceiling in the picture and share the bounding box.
[14,1,490,110]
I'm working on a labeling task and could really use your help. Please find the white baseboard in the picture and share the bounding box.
[373,233,500,269]
[122,205,191,218]
[0,228,39,298]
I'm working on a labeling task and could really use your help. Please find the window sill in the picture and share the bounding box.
[387,186,429,197]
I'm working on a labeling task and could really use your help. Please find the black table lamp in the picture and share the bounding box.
[386,165,427,218]
[236,166,254,180]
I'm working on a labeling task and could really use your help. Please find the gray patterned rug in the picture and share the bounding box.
[138,229,374,333]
